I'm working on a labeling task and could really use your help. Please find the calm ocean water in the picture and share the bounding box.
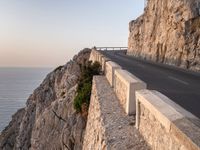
[0,68,52,132]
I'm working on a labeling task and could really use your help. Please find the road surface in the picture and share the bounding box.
[101,50,200,119]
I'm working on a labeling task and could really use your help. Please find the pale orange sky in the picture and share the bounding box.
[0,0,144,67]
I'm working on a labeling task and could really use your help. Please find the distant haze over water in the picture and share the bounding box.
[0,67,52,132]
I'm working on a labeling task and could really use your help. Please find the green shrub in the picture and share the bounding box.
[74,82,92,112]
[74,61,101,112]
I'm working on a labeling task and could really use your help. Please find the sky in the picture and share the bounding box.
[0,0,144,68]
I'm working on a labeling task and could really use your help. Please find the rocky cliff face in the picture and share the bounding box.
[128,0,200,71]
[0,49,91,150]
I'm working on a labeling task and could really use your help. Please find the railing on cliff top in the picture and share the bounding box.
[95,47,128,51]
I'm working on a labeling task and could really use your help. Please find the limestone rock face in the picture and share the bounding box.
[0,108,25,150]
[0,48,91,150]
[128,0,200,71]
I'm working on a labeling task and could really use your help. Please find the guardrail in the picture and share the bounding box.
[95,47,128,51]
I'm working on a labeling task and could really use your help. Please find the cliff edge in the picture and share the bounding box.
[0,49,91,150]
[128,0,200,71]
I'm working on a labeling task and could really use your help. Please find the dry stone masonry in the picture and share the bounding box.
[128,0,200,71]
[83,76,149,150]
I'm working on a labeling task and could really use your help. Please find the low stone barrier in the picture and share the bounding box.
[89,48,99,62]
[105,61,121,87]
[96,52,100,62]
[136,90,200,150]
[89,49,95,62]
[98,53,103,64]
[89,48,108,71]
[83,76,149,150]
[114,69,146,115]
[101,56,111,71]
[89,49,200,149]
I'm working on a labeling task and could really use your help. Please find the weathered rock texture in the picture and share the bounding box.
[128,0,200,71]
[83,76,150,150]
[0,48,91,150]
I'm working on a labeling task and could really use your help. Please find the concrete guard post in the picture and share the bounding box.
[95,50,99,62]
[98,53,103,66]
[90,48,100,63]
[101,56,111,72]
[114,69,147,115]
[105,61,121,87]
[135,90,200,150]
[96,52,100,63]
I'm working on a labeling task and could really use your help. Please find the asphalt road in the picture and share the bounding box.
[101,50,200,119]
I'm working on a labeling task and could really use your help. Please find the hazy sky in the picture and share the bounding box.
[0,0,144,67]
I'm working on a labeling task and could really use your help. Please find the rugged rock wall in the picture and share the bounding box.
[0,49,91,150]
[128,0,200,71]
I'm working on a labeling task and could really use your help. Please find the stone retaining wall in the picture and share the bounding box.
[89,49,200,150]
[89,48,111,72]
[136,90,200,150]
[83,76,150,150]
[83,77,107,150]
[89,48,99,62]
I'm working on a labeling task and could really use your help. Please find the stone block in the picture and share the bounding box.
[98,53,103,65]
[114,69,146,115]
[101,57,111,72]
[135,89,200,150]
[136,90,184,131]
[96,52,100,62]
[89,49,96,62]
[105,61,121,87]
[171,118,200,150]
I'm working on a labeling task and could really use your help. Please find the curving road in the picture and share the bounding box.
[101,50,200,119]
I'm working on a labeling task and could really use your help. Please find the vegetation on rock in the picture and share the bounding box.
[74,61,101,112]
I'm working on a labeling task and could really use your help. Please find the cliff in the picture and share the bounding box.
[128,0,200,71]
[0,49,91,150]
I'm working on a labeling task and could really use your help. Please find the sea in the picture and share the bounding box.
[0,68,52,132]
